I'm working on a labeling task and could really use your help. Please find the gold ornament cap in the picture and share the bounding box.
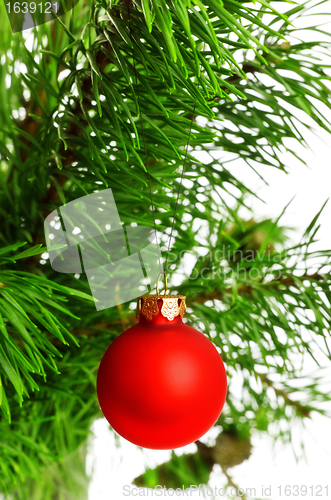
[137,294,186,321]
[136,272,186,321]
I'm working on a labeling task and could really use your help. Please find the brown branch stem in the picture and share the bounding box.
[191,272,324,304]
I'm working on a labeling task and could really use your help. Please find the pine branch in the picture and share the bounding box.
[191,272,325,304]
[258,374,311,419]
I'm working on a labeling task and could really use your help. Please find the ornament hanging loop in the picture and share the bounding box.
[156,272,168,297]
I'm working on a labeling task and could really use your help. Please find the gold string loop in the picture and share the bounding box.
[156,272,168,297]
[127,3,198,288]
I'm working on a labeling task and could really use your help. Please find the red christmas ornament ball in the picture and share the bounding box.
[97,297,227,449]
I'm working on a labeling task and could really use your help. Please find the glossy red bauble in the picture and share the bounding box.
[97,298,227,449]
